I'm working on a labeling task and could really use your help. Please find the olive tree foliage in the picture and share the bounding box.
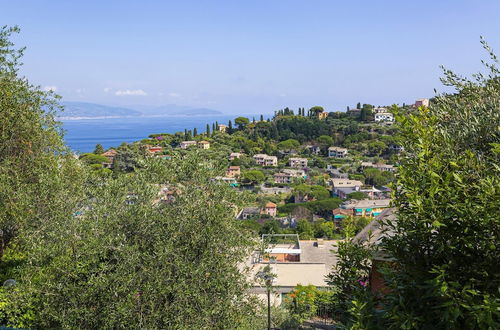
[4,152,259,329]
[0,26,84,259]
[380,39,499,329]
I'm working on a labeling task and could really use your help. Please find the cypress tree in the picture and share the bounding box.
[228,120,233,134]
[356,102,361,109]
[193,127,198,137]
[260,114,264,121]
[206,124,210,136]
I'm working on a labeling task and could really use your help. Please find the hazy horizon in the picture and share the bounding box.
[2,0,499,114]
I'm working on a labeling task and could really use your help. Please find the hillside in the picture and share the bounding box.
[60,102,141,119]
[59,101,223,119]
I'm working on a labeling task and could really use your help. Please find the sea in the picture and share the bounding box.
[61,115,237,153]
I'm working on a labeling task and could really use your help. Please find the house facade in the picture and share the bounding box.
[328,147,348,158]
[289,157,308,168]
[360,162,396,172]
[374,107,388,113]
[329,178,363,198]
[414,98,429,108]
[317,112,329,120]
[304,145,321,155]
[262,202,277,217]
[229,152,242,160]
[146,146,163,156]
[179,141,197,149]
[253,154,278,167]
[197,140,210,149]
[101,149,117,168]
[274,169,306,184]
[274,173,292,184]
[343,199,391,217]
[374,112,394,122]
[226,166,240,178]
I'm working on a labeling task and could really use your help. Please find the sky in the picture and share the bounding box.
[2,0,499,114]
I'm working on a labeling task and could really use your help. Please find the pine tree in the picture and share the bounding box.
[94,143,104,154]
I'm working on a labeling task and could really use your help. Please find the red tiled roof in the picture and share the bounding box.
[102,149,117,157]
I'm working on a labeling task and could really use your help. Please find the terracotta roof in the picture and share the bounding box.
[265,202,277,208]
[333,208,353,216]
[102,149,117,156]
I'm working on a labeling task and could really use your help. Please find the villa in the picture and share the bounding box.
[273,173,292,184]
[253,154,278,167]
[360,162,396,172]
[197,140,210,149]
[179,141,197,149]
[229,152,242,160]
[289,157,308,168]
[343,199,391,217]
[374,112,394,122]
[146,146,163,155]
[328,146,348,158]
[101,149,117,168]
[218,124,228,132]
[262,202,277,217]
[317,112,329,120]
[414,98,429,108]
[226,166,240,178]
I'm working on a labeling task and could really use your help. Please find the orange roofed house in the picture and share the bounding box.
[226,166,241,178]
[262,202,277,217]
[146,146,163,156]
[101,149,117,168]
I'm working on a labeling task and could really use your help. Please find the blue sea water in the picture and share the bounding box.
[62,115,236,153]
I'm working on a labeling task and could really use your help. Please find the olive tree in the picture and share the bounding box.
[5,153,258,328]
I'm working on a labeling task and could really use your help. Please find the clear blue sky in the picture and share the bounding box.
[2,0,499,113]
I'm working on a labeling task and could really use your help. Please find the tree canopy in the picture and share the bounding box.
[234,116,250,129]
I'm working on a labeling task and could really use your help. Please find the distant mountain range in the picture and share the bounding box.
[59,101,223,119]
